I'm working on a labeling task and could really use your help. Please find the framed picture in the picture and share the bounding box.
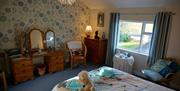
[97,12,104,27]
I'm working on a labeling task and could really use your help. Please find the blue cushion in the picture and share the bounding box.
[159,66,173,77]
[142,69,163,81]
[65,80,84,90]
[168,61,178,72]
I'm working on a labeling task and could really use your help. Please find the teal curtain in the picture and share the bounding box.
[147,12,172,66]
[105,13,120,66]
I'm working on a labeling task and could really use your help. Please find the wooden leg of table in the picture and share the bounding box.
[70,60,73,69]
[2,72,7,91]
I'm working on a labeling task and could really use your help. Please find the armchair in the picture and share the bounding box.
[67,40,87,69]
[142,58,180,85]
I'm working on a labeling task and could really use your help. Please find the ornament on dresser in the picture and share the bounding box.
[102,32,106,39]
[94,31,99,39]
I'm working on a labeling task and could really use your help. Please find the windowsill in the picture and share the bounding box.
[116,48,149,57]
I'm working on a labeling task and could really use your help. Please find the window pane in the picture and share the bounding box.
[145,23,153,33]
[118,21,142,52]
[140,34,152,54]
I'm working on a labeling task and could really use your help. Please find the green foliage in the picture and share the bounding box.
[120,33,131,42]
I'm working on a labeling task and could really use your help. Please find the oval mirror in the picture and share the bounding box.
[45,30,55,50]
[30,29,44,50]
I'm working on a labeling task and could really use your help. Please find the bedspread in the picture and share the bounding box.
[52,66,174,91]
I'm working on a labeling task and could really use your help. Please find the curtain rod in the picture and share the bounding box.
[120,13,155,15]
[120,12,176,15]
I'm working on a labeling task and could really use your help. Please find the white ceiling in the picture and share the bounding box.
[80,0,180,9]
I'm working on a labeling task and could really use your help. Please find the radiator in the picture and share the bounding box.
[113,54,134,74]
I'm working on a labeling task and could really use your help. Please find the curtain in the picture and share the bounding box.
[147,12,172,66]
[105,13,120,66]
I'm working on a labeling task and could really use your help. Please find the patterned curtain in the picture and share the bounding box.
[105,13,120,66]
[147,12,172,66]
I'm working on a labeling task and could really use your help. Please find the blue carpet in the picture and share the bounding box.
[8,65,98,91]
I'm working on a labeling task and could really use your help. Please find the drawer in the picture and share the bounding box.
[12,61,32,69]
[49,56,63,61]
[48,66,56,73]
[48,64,64,73]
[56,64,64,71]
[45,57,63,63]
[14,71,33,77]
[48,61,63,66]
[14,74,33,83]
[13,66,33,74]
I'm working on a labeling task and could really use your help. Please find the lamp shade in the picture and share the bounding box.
[85,25,92,32]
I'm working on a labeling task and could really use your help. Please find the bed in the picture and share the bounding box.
[52,66,174,91]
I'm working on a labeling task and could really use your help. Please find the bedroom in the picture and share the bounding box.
[0,0,180,91]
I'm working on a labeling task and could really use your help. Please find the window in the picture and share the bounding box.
[117,20,153,55]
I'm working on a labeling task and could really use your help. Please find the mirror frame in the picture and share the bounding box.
[45,29,55,51]
[28,28,45,54]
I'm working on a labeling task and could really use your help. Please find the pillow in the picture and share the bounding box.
[66,79,84,90]
[142,69,163,81]
[150,59,170,72]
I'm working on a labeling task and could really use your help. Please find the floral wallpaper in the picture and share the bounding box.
[0,0,90,50]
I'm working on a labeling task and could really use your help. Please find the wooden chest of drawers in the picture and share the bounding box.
[11,58,33,84]
[44,51,64,73]
[84,38,107,65]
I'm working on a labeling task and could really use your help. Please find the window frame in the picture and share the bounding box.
[118,20,153,55]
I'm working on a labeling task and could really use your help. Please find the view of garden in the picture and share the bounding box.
[118,21,153,54]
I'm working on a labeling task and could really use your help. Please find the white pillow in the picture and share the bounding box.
[142,69,163,81]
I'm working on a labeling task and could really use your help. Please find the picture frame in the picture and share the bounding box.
[97,12,104,27]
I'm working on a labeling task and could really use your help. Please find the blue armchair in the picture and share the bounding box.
[142,58,179,82]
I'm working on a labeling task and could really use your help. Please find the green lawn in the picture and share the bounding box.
[119,41,139,49]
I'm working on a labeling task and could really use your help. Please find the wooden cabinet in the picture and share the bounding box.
[11,58,33,84]
[44,51,64,73]
[84,38,107,65]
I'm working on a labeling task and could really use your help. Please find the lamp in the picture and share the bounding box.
[85,25,92,38]
[58,0,76,5]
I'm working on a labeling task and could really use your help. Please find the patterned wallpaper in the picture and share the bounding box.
[0,0,90,50]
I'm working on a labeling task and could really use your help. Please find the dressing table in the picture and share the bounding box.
[10,28,64,84]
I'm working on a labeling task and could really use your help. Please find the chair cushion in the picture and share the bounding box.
[72,49,83,56]
[142,69,163,81]
[150,59,179,77]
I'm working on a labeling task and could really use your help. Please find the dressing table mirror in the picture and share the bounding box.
[45,29,55,51]
[29,28,44,55]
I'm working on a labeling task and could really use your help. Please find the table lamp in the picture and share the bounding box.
[85,25,92,38]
